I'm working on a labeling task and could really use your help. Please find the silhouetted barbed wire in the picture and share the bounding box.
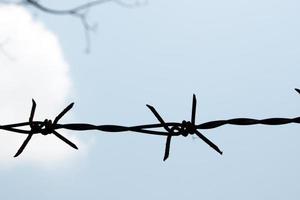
[2,88,300,161]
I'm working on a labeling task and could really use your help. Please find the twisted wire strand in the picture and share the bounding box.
[1,88,300,160]
[197,117,300,129]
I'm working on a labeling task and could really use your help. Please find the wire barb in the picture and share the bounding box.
[146,104,174,161]
[14,99,36,157]
[14,100,77,157]
[3,88,300,160]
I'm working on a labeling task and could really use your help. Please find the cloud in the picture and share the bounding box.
[0,5,87,167]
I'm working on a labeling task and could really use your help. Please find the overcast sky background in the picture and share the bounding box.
[1,0,300,199]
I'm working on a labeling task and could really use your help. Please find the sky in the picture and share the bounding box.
[1,0,300,199]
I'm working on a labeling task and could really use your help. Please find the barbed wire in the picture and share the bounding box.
[2,88,300,161]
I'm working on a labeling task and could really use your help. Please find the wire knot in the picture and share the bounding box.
[40,119,54,135]
[147,94,223,161]
[169,121,195,137]
[13,99,78,157]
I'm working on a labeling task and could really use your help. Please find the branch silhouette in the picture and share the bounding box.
[2,88,300,161]
[16,0,146,52]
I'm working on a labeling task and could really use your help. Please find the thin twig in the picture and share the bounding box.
[19,0,146,53]
[0,38,15,61]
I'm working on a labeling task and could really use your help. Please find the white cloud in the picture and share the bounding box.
[0,5,87,167]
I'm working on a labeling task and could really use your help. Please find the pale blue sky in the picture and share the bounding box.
[2,0,300,199]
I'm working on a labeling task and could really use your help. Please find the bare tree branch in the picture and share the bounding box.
[24,0,144,14]
[1,0,147,52]
[23,0,146,53]
[0,38,15,61]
